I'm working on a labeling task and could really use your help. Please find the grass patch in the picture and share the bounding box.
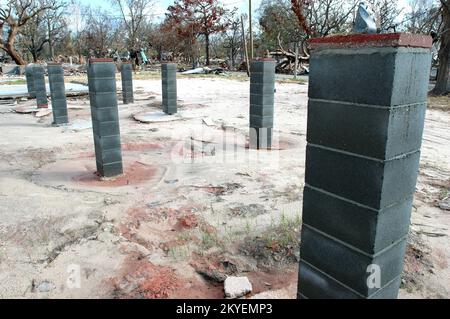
[239,213,302,267]
[1,79,27,85]
[428,94,450,111]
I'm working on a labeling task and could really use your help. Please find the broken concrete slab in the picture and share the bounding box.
[133,111,185,123]
[35,109,52,118]
[0,83,88,99]
[224,276,252,298]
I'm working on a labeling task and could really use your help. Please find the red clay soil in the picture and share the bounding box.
[246,267,298,295]
[74,161,158,187]
[244,137,299,150]
[121,142,164,152]
[111,254,179,299]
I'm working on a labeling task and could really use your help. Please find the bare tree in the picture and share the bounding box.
[368,0,403,32]
[112,0,154,52]
[289,0,358,38]
[17,3,67,62]
[0,0,59,65]
[223,14,242,68]
[433,0,450,94]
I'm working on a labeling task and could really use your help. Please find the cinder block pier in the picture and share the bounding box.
[121,62,134,104]
[249,59,275,149]
[298,33,433,299]
[87,58,123,177]
[32,64,48,108]
[161,63,177,114]
[47,63,68,125]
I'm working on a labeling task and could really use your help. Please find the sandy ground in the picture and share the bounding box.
[0,76,448,299]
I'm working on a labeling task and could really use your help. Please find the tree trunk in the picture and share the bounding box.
[5,27,26,65]
[432,3,450,95]
[47,18,54,60]
[205,32,210,66]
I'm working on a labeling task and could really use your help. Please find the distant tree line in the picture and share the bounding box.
[0,0,448,94]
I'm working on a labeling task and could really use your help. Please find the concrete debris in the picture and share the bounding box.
[36,281,56,292]
[181,67,225,75]
[438,198,450,211]
[35,109,52,117]
[202,117,215,126]
[224,276,252,299]
[133,111,183,123]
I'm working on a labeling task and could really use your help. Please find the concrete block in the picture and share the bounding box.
[249,115,273,128]
[302,185,412,254]
[250,93,274,106]
[89,80,116,93]
[298,261,361,299]
[300,225,407,296]
[298,261,400,299]
[89,62,117,78]
[250,72,276,84]
[305,145,421,209]
[250,60,276,73]
[307,100,426,159]
[96,161,123,177]
[90,93,118,109]
[249,127,273,149]
[95,148,122,163]
[52,107,68,118]
[91,107,119,122]
[92,120,121,136]
[94,134,121,151]
[309,47,431,106]
[250,83,275,95]
[250,104,274,116]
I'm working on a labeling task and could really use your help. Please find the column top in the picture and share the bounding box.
[310,33,432,50]
[89,58,114,64]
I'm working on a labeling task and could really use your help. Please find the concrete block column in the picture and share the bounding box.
[32,64,48,108]
[249,59,275,149]
[47,63,68,125]
[161,63,177,114]
[25,64,35,98]
[121,62,134,104]
[298,33,432,299]
[87,58,123,177]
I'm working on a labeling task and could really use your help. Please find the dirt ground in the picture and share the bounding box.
[0,75,448,299]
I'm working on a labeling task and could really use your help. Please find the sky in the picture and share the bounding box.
[78,0,263,20]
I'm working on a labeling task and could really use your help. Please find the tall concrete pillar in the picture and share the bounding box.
[32,65,48,108]
[87,58,123,177]
[161,63,177,114]
[25,64,35,98]
[298,33,432,299]
[121,62,134,104]
[249,59,275,149]
[47,63,68,125]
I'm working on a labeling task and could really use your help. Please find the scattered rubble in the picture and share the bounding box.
[224,276,252,299]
